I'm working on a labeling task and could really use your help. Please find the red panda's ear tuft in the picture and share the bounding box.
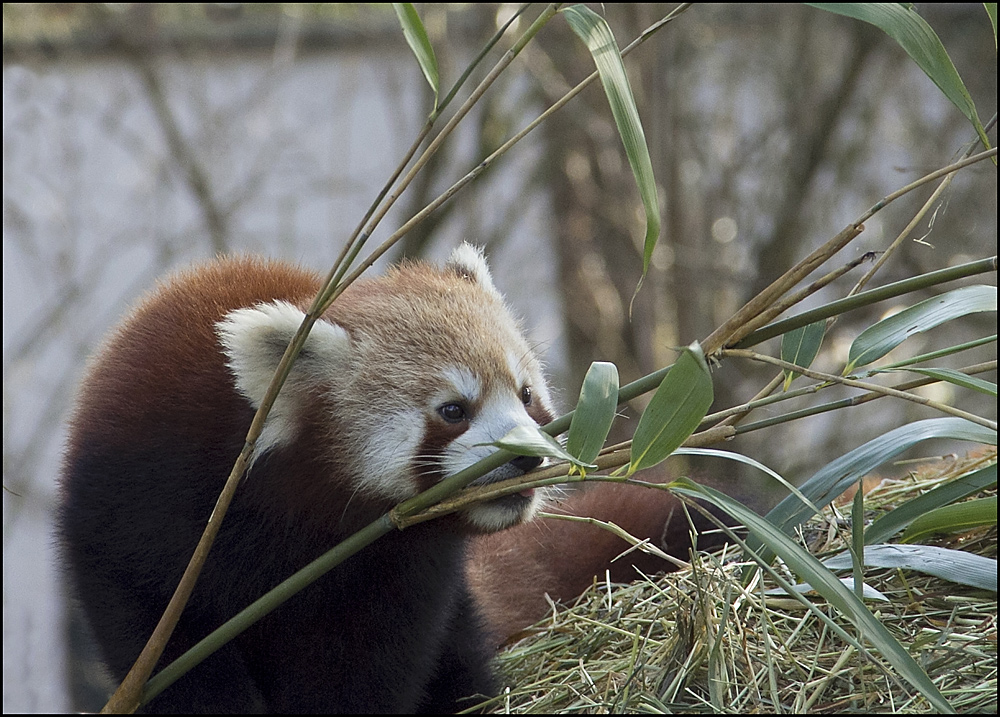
[445,243,502,300]
[216,300,351,410]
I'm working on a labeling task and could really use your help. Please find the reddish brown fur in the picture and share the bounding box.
[68,258,384,530]
[70,258,321,454]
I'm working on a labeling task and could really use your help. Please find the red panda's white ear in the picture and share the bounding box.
[446,243,502,300]
[216,300,351,410]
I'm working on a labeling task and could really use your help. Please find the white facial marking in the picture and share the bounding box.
[439,365,481,405]
[357,407,424,501]
[464,498,541,533]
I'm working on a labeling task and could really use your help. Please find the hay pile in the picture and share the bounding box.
[483,450,997,714]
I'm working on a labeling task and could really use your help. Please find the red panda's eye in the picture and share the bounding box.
[438,403,467,423]
[521,386,532,405]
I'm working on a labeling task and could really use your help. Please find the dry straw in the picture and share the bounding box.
[482,449,997,714]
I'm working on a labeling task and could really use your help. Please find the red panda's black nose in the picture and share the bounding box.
[508,455,542,475]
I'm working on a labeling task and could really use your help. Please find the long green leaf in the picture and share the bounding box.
[866,463,997,544]
[894,367,997,397]
[629,343,713,474]
[393,3,439,109]
[563,5,660,278]
[865,334,997,372]
[902,495,998,543]
[772,577,890,602]
[566,361,620,473]
[987,3,998,50]
[780,320,826,390]
[846,285,997,372]
[674,447,818,513]
[824,543,997,592]
[673,478,955,713]
[808,3,991,151]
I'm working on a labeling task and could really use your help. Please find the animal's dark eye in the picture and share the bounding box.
[521,386,532,405]
[438,403,467,423]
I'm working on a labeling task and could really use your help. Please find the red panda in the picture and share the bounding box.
[58,245,555,713]
[58,245,763,712]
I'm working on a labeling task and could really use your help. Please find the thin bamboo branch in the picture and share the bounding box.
[317,4,562,313]
[734,361,996,434]
[735,253,876,343]
[722,349,997,431]
[851,114,998,295]
[734,256,997,349]
[703,148,997,356]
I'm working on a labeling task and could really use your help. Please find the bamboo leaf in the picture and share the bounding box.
[846,285,997,373]
[863,334,997,373]
[808,3,991,151]
[987,3,998,50]
[563,5,660,280]
[566,361,620,473]
[902,496,998,543]
[674,447,817,512]
[824,543,997,592]
[866,464,997,544]
[672,478,955,713]
[769,577,890,602]
[393,3,439,109]
[629,343,713,474]
[765,417,997,539]
[892,366,997,397]
[486,424,596,470]
[780,320,826,390]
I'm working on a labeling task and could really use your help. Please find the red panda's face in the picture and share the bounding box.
[216,244,554,533]
[422,355,554,532]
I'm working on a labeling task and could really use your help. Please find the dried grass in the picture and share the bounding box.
[480,449,997,714]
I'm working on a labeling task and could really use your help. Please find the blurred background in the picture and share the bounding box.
[4,4,996,711]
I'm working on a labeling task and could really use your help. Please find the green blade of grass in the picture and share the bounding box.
[674,447,817,512]
[890,366,997,397]
[824,543,997,591]
[902,495,998,543]
[866,463,997,544]
[987,3,998,49]
[765,417,997,539]
[863,334,997,373]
